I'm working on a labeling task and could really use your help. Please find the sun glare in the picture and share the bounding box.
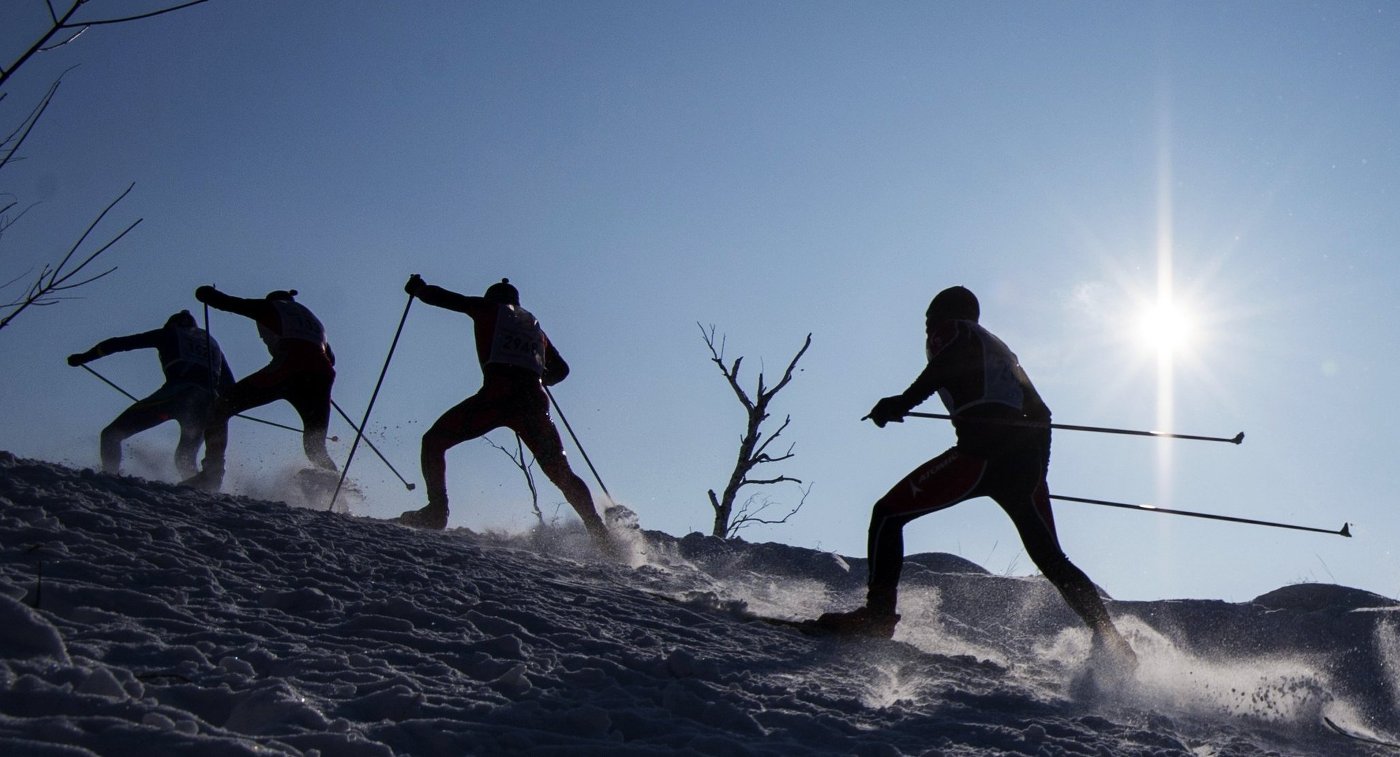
[1136,301,1193,353]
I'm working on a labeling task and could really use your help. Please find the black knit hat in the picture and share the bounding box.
[166,310,197,329]
[266,289,298,301]
[926,285,979,323]
[484,278,520,306]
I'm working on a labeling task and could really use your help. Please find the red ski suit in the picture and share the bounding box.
[198,291,337,474]
[414,284,604,537]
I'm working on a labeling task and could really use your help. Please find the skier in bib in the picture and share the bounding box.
[183,286,337,490]
[395,274,609,543]
[810,286,1135,665]
[67,310,235,479]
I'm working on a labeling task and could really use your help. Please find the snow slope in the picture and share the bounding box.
[1,451,1397,756]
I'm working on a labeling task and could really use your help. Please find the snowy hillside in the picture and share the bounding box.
[1,451,1397,756]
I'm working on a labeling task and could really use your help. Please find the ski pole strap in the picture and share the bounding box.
[1051,494,1351,537]
[905,412,1244,445]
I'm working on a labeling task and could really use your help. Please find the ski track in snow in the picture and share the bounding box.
[1,451,1397,756]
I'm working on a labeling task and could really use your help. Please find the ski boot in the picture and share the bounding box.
[395,503,448,530]
[809,605,900,639]
[181,463,224,492]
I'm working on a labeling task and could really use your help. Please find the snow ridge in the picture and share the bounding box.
[0,452,1395,756]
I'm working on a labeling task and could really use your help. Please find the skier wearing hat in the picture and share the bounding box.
[395,274,609,543]
[184,285,337,490]
[809,286,1135,665]
[67,310,235,479]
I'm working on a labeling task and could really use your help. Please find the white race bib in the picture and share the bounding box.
[274,301,326,344]
[168,328,222,381]
[487,305,547,375]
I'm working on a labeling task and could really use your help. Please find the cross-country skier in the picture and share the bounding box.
[183,286,337,490]
[395,274,609,545]
[67,310,234,479]
[810,285,1136,665]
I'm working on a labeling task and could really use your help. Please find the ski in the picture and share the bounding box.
[641,590,832,636]
[1324,716,1400,750]
[750,614,832,636]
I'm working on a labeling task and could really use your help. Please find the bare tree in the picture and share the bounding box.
[0,0,209,334]
[483,434,545,527]
[700,323,813,538]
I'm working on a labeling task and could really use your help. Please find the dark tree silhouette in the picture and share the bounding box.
[700,323,812,538]
[484,434,546,528]
[1,1,209,334]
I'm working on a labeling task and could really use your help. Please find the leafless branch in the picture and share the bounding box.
[0,184,139,332]
[483,434,544,526]
[1,3,207,335]
[77,0,210,27]
[0,72,68,174]
[725,483,812,539]
[3,1,209,90]
[699,323,813,538]
[741,474,801,487]
[39,27,87,52]
[0,200,36,240]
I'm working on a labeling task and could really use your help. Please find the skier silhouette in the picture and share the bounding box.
[67,310,234,479]
[810,286,1136,666]
[395,274,608,544]
[184,286,337,490]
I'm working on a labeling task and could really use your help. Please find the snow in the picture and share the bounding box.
[1,451,1397,756]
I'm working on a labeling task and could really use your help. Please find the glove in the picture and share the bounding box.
[194,285,217,303]
[867,395,915,428]
[404,274,426,297]
[67,351,92,367]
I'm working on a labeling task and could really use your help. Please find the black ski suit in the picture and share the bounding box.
[70,323,234,478]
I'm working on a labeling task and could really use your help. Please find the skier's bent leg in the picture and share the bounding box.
[99,424,129,475]
[293,393,337,472]
[174,421,204,480]
[418,393,497,512]
[865,449,982,614]
[419,429,455,510]
[522,415,606,539]
[999,485,1130,647]
[101,399,168,475]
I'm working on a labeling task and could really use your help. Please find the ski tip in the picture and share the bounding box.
[1231,431,1245,445]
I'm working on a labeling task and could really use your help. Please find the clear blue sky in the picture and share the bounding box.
[3,1,1398,603]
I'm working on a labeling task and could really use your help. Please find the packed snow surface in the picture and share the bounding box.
[1,452,1397,755]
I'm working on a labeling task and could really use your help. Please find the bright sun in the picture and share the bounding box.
[1136,301,1193,352]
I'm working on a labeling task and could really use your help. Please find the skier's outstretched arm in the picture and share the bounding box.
[404,275,489,316]
[67,329,162,366]
[194,286,268,321]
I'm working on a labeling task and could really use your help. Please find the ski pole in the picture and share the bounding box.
[329,293,413,512]
[904,412,1244,445]
[330,398,415,491]
[202,299,216,396]
[1051,494,1351,537]
[82,364,140,402]
[80,364,305,434]
[545,385,614,502]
